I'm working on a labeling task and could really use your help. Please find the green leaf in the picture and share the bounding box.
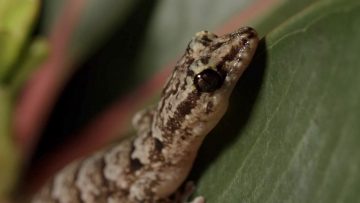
[192,0,360,202]
[0,0,40,82]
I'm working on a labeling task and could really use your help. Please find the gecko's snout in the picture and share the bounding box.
[231,26,258,39]
[209,26,259,90]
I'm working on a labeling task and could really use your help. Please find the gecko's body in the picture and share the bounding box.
[32,27,259,203]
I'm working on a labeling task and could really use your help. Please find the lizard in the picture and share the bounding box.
[32,26,259,203]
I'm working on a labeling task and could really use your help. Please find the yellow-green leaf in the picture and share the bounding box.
[0,0,39,81]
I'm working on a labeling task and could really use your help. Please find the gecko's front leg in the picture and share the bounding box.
[32,27,258,203]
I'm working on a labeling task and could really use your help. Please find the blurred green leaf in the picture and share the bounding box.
[9,38,48,95]
[0,0,39,82]
[0,88,19,199]
[70,0,141,63]
[192,0,360,202]
[0,0,44,199]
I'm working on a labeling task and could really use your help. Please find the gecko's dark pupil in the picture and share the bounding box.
[194,69,223,93]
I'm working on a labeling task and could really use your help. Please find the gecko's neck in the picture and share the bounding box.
[149,87,229,165]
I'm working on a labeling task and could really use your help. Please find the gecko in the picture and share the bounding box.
[32,26,259,203]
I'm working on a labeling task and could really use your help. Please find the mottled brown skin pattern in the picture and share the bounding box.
[32,27,259,203]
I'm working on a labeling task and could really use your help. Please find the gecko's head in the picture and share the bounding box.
[187,27,259,95]
[158,27,258,138]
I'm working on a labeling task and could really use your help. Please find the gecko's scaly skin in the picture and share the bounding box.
[32,27,259,203]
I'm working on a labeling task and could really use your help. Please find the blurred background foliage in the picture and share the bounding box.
[0,0,359,202]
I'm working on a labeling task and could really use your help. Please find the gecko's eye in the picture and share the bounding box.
[194,69,224,93]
